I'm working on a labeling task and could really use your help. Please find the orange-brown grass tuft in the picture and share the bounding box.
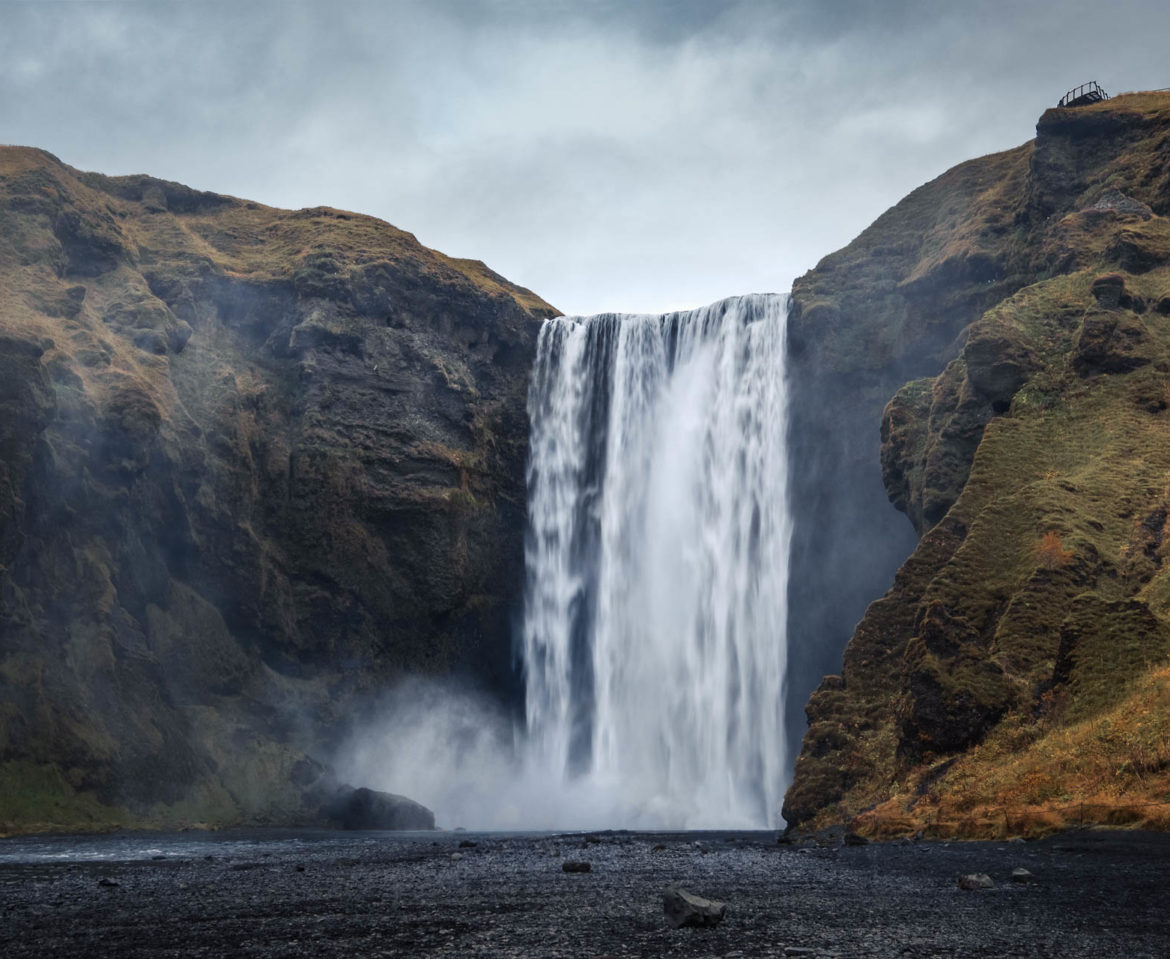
[1033,530,1075,569]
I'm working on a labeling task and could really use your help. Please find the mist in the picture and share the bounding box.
[335,677,683,831]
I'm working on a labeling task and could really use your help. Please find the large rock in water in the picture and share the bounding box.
[785,91,1170,835]
[0,146,556,832]
[327,787,434,831]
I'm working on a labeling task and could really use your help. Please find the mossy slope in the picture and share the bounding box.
[0,146,556,834]
[786,92,1170,835]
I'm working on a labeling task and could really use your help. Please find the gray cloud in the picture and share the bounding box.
[3,0,1169,313]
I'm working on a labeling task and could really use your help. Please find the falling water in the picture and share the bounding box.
[522,293,791,828]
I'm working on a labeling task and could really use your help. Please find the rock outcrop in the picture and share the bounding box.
[785,92,1170,835]
[327,786,435,830]
[0,146,556,833]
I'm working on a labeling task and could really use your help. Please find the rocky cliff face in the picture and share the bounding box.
[0,147,555,832]
[785,92,1170,835]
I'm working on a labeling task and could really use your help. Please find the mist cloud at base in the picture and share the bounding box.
[335,678,747,831]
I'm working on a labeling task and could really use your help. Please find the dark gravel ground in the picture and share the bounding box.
[0,827,1166,957]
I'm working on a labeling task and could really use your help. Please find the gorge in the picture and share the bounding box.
[5,90,1170,838]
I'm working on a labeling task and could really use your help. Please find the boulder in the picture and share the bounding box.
[327,786,435,831]
[663,885,727,928]
[957,873,995,890]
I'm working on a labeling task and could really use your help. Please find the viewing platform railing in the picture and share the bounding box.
[1058,81,1109,108]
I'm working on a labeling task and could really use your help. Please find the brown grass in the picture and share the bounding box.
[1032,531,1075,569]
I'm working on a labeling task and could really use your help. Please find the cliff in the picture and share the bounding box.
[784,92,1170,836]
[0,146,556,833]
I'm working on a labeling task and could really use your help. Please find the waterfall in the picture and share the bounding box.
[522,293,791,828]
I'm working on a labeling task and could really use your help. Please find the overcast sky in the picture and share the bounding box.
[3,1,1169,314]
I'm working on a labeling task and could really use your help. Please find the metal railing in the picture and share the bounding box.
[1058,81,1109,108]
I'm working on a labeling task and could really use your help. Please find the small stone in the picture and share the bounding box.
[97,878,119,888]
[458,839,478,848]
[1008,837,1026,844]
[651,844,667,853]
[784,949,816,957]
[843,831,868,846]
[450,853,463,861]
[663,885,726,928]
[562,860,591,873]
[957,873,995,890]
[1011,867,1034,882]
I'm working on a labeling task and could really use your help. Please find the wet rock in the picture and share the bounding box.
[663,885,726,928]
[957,873,995,890]
[327,786,435,831]
[562,861,591,873]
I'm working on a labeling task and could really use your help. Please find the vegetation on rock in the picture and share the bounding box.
[785,92,1170,837]
[0,146,556,834]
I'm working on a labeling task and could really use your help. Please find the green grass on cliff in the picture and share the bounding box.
[0,761,133,837]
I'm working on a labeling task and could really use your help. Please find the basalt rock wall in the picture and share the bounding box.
[0,147,556,831]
